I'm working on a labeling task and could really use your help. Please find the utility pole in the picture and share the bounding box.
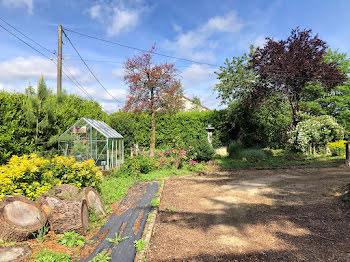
[57,24,62,93]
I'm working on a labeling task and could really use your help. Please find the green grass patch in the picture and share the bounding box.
[216,150,344,169]
[33,249,71,262]
[99,165,205,205]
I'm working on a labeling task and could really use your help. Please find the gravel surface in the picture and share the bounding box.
[147,166,350,262]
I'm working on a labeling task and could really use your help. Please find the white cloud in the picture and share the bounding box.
[164,12,244,63]
[0,56,90,93]
[236,34,267,52]
[253,35,267,48]
[1,0,34,14]
[88,4,102,19]
[112,67,125,80]
[87,1,145,36]
[181,64,216,88]
[77,86,127,102]
[107,8,140,36]
[203,12,244,34]
[0,56,56,82]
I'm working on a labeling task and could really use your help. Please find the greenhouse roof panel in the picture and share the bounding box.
[83,118,123,138]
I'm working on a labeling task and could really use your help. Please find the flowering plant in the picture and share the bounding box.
[0,154,102,200]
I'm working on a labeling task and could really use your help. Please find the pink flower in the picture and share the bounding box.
[171,148,175,152]
[157,152,164,156]
[166,152,170,156]
[189,160,197,165]
[181,150,187,155]
[160,158,165,162]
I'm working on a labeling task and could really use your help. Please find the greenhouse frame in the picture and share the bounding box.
[58,118,124,170]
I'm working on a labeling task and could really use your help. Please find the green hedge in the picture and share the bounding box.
[108,111,226,152]
[0,91,107,164]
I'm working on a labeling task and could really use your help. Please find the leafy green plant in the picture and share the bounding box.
[0,239,16,247]
[146,212,153,223]
[227,143,244,158]
[0,154,102,201]
[57,231,85,247]
[154,192,160,197]
[150,199,160,207]
[88,208,106,231]
[328,140,348,156]
[106,233,129,245]
[33,222,50,243]
[289,115,345,154]
[34,249,70,262]
[89,250,111,262]
[105,205,113,214]
[167,206,176,212]
[134,239,146,252]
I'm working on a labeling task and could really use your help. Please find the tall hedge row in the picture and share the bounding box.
[108,110,228,152]
[0,91,229,164]
[0,91,107,164]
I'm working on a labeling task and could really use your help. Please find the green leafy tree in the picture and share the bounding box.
[0,91,32,164]
[302,49,350,137]
[24,76,54,151]
[214,50,259,106]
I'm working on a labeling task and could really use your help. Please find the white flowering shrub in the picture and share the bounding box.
[289,115,344,153]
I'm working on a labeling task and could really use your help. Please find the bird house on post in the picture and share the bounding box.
[205,124,215,147]
[345,142,350,167]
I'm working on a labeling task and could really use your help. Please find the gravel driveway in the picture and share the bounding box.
[147,166,350,261]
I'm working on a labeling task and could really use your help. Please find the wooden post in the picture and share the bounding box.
[57,25,62,93]
[346,142,350,166]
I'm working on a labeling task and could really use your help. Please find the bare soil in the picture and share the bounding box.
[147,166,350,262]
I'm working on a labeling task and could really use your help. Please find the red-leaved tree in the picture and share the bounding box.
[123,46,183,157]
[250,27,346,127]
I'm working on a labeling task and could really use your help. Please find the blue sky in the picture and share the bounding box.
[0,0,349,112]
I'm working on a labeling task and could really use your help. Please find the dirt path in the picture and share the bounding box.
[147,166,350,261]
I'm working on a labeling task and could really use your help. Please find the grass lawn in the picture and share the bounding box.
[215,149,344,169]
[99,165,206,205]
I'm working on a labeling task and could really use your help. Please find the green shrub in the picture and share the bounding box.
[0,154,102,201]
[34,249,70,262]
[108,111,227,153]
[187,138,214,162]
[228,143,244,158]
[57,231,85,247]
[117,155,155,177]
[241,148,272,161]
[289,115,345,154]
[328,140,348,156]
[228,144,273,161]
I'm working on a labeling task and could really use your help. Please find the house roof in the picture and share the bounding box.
[182,96,211,111]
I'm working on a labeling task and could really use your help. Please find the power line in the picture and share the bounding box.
[0,17,55,55]
[64,57,200,68]
[62,29,122,104]
[63,27,220,67]
[0,21,113,113]
[0,23,52,60]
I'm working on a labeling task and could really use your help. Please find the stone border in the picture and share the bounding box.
[134,179,165,262]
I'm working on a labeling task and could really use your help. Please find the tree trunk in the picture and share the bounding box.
[150,87,156,157]
[50,199,89,235]
[77,187,106,217]
[47,184,80,200]
[0,245,32,262]
[0,196,47,242]
[36,194,61,217]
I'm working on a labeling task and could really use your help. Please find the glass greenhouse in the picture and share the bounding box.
[58,118,124,170]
